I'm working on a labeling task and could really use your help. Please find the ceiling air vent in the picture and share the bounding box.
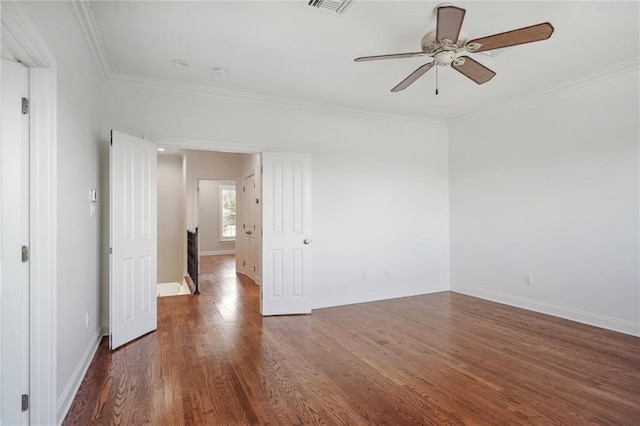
[307,0,353,15]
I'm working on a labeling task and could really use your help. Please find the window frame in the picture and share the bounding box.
[219,184,237,242]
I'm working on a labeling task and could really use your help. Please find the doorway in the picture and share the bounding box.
[0,5,57,421]
[155,148,262,299]
[111,133,314,347]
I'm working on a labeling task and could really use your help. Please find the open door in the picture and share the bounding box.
[261,153,312,315]
[110,131,157,349]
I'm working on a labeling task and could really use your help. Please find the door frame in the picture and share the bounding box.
[1,2,58,425]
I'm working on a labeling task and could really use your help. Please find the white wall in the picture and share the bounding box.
[449,68,640,336]
[184,150,244,231]
[198,179,236,254]
[17,1,106,420]
[157,154,184,282]
[104,81,451,309]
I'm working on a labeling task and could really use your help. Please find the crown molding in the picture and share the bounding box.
[65,0,446,128]
[1,1,56,67]
[67,0,110,78]
[107,71,448,128]
[450,57,640,127]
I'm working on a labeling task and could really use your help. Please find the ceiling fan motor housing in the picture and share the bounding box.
[421,30,469,55]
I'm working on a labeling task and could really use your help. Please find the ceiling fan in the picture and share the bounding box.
[354,3,554,92]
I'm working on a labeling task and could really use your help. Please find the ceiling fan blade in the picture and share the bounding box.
[451,56,496,84]
[467,22,554,52]
[354,52,426,62]
[436,6,466,43]
[391,62,435,92]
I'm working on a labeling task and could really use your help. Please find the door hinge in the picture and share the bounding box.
[21,394,29,411]
[243,186,245,192]
[21,246,29,263]
[21,97,29,114]
[109,247,113,254]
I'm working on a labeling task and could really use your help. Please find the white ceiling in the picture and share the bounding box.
[89,1,639,122]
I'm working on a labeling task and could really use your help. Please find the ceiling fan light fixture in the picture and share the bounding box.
[466,42,482,52]
[434,51,456,66]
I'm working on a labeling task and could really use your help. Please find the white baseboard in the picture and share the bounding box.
[312,283,449,310]
[200,250,235,256]
[451,285,640,337]
[57,328,103,424]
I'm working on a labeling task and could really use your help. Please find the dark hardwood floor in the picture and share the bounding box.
[64,255,640,425]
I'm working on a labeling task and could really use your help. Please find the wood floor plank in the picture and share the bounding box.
[63,254,640,425]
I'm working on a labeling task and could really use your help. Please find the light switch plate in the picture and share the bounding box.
[90,189,98,202]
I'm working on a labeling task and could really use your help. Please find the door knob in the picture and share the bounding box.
[246,230,252,235]
[303,239,312,245]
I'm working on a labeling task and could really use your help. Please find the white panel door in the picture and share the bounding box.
[242,174,258,279]
[1,58,30,425]
[110,130,157,349]
[261,153,312,315]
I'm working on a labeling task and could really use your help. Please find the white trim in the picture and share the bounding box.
[0,2,55,68]
[2,3,58,425]
[29,66,58,426]
[66,0,110,78]
[145,134,263,154]
[109,72,447,128]
[312,283,449,310]
[450,57,640,126]
[56,329,102,425]
[200,250,236,256]
[451,285,640,337]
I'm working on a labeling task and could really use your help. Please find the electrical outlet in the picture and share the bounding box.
[524,274,533,286]
[85,312,89,327]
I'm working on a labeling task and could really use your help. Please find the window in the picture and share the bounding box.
[220,184,236,241]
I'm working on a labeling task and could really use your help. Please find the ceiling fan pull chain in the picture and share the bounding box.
[435,64,439,95]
